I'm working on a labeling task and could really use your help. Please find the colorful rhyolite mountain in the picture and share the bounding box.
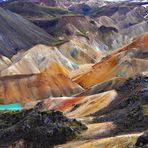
[0,0,147,148]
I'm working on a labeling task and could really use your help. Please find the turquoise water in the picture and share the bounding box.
[0,103,21,110]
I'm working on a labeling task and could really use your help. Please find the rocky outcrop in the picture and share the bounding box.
[66,90,117,119]
[22,90,118,120]
[0,105,87,148]
[134,131,148,148]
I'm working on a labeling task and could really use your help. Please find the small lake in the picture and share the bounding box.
[0,103,22,110]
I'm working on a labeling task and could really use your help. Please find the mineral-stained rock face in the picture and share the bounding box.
[0,105,87,148]
[0,72,84,104]
[35,90,117,116]
[0,1,147,147]
[0,41,101,76]
[73,33,148,89]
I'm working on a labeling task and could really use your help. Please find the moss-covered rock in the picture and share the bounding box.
[0,104,87,148]
[94,75,148,132]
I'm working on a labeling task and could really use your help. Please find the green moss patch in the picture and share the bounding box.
[143,105,148,115]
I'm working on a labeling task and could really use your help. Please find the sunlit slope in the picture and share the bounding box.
[66,90,117,118]
[24,90,117,118]
[26,90,118,118]
[73,34,148,89]
[58,38,101,65]
[0,45,71,76]
[0,72,83,104]
[58,133,140,148]
[0,37,101,76]
[42,97,84,112]
[78,77,126,96]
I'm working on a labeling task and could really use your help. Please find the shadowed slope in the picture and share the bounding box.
[0,7,54,57]
[2,1,70,20]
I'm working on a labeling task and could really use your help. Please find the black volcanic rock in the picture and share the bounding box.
[94,75,148,132]
[0,104,87,148]
[134,131,148,148]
